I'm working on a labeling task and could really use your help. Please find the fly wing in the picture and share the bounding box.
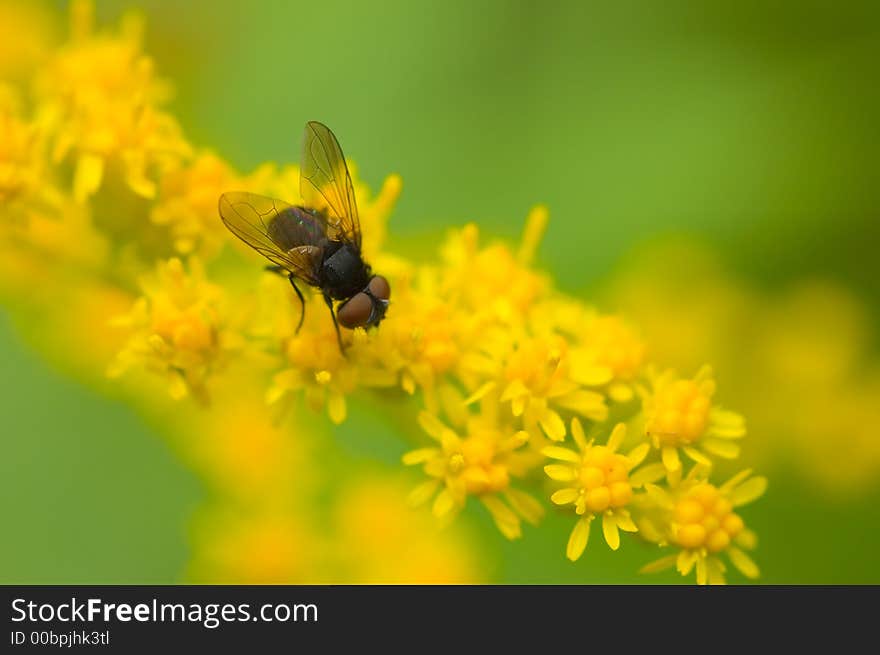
[218,191,323,285]
[300,121,361,248]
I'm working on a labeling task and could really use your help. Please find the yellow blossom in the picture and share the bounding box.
[639,365,746,472]
[151,151,240,255]
[108,257,237,402]
[568,314,646,403]
[544,419,654,559]
[403,387,543,539]
[36,0,190,202]
[637,466,766,584]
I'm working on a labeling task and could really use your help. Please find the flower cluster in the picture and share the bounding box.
[0,2,767,584]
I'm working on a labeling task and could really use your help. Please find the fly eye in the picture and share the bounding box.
[368,275,391,302]
[337,292,373,329]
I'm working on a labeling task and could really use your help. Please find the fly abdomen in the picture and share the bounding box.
[267,206,326,251]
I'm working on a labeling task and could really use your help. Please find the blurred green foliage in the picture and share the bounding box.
[2,0,878,582]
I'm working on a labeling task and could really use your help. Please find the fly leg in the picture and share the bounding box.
[288,274,306,335]
[324,292,347,356]
[265,265,305,335]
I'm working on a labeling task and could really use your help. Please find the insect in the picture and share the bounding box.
[218,121,390,355]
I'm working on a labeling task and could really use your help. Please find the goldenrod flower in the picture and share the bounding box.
[639,365,746,472]
[568,315,646,403]
[403,388,543,539]
[37,0,190,202]
[151,151,240,255]
[496,335,609,441]
[544,419,654,559]
[108,257,238,402]
[638,466,766,584]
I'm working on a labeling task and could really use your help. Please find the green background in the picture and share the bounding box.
[2,0,879,582]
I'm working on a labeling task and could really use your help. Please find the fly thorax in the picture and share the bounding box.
[322,244,369,298]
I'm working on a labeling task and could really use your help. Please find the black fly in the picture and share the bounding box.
[218,121,390,354]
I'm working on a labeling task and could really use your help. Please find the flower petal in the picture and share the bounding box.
[501,379,529,402]
[720,469,753,493]
[541,446,581,463]
[731,476,768,507]
[606,422,626,452]
[504,489,544,525]
[463,381,496,405]
[570,363,613,386]
[710,409,745,428]
[566,517,591,561]
[662,446,681,471]
[707,425,747,439]
[643,483,674,509]
[432,488,456,517]
[630,462,667,487]
[625,443,650,469]
[615,510,638,533]
[551,488,579,505]
[609,382,634,403]
[707,557,727,585]
[696,555,708,585]
[327,391,346,424]
[701,438,740,459]
[418,411,449,441]
[676,549,697,575]
[407,480,439,507]
[74,153,104,202]
[735,528,758,550]
[538,408,566,441]
[682,446,713,466]
[482,496,522,540]
[640,554,677,574]
[571,418,588,451]
[544,464,577,482]
[728,546,760,579]
[602,513,621,550]
[401,448,439,465]
[555,390,608,421]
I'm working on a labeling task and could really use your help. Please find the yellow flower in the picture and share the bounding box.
[568,314,646,403]
[640,365,746,472]
[638,466,766,584]
[37,0,190,202]
[494,335,609,442]
[108,257,237,402]
[267,331,362,425]
[403,387,543,539]
[151,151,240,255]
[544,419,654,560]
